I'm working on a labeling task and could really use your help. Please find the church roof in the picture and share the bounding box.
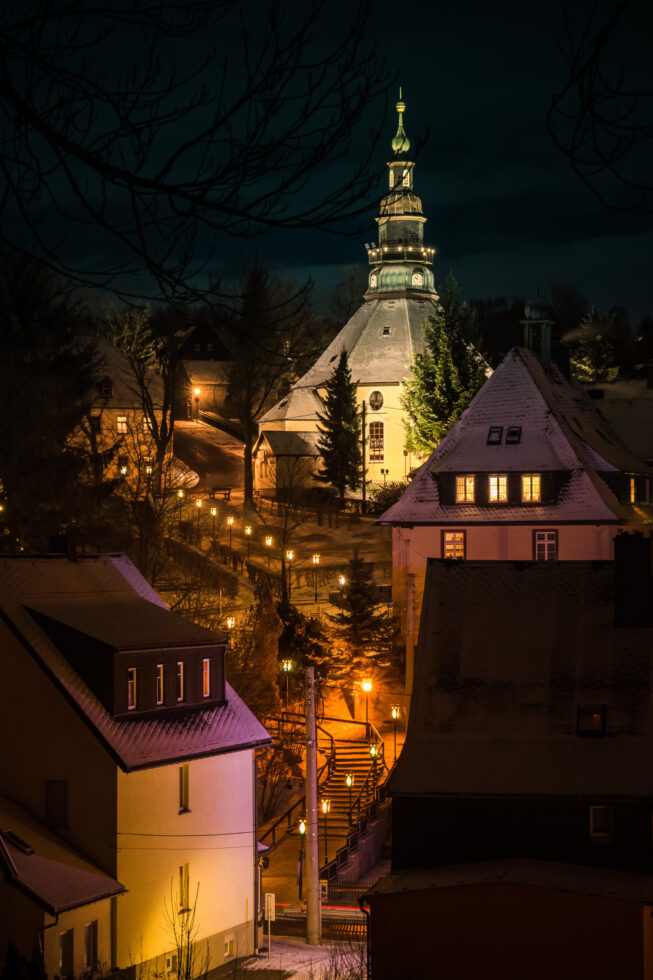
[255,430,321,457]
[380,347,651,526]
[260,295,439,425]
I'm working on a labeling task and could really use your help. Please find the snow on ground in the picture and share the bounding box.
[240,937,365,979]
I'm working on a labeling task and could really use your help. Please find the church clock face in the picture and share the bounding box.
[369,390,384,410]
[370,273,378,288]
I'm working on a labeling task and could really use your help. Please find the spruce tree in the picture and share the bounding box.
[327,553,393,686]
[316,349,362,501]
[402,276,486,456]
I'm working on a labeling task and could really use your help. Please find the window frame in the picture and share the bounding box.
[488,473,508,503]
[179,763,190,813]
[521,473,541,503]
[127,667,137,710]
[368,421,384,462]
[156,663,165,705]
[455,474,475,503]
[589,805,613,840]
[179,862,190,911]
[505,425,522,444]
[533,529,558,561]
[487,426,503,445]
[202,658,211,698]
[176,660,185,702]
[441,529,466,560]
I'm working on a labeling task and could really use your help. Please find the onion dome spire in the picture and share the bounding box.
[391,87,410,158]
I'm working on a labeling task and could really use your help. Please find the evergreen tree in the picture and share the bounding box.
[402,278,486,456]
[569,308,619,383]
[277,599,331,679]
[327,553,393,687]
[227,579,282,720]
[316,349,362,500]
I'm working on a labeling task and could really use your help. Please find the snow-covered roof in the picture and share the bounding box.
[255,430,321,457]
[380,347,651,525]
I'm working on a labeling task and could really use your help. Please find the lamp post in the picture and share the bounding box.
[345,773,354,826]
[362,678,372,734]
[177,488,184,530]
[244,524,252,561]
[338,574,346,588]
[369,742,378,793]
[390,705,400,764]
[265,535,273,568]
[298,818,306,901]
[321,799,331,865]
[195,497,202,545]
[285,549,294,602]
[210,506,217,545]
[227,515,234,563]
[282,659,293,711]
[312,553,320,604]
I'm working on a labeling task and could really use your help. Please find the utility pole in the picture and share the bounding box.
[361,399,367,515]
[305,667,321,945]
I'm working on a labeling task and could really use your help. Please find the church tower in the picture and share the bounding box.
[255,93,441,494]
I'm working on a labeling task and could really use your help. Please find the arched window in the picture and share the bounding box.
[412,271,424,287]
[369,421,384,461]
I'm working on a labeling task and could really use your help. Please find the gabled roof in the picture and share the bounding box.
[255,430,321,457]
[390,558,653,798]
[0,556,270,771]
[0,797,124,914]
[182,359,231,385]
[260,295,439,425]
[92,337,165,410]
[380,347,651,525]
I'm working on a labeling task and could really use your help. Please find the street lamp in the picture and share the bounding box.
[312,553,320,603]
[210,506,217,545]
[226,615,235,631]
[338,574,346,588]
[264,535,273,568]
[244,524,252,561]
[361,678,372,732]
[195,497,202,545]
[193,386,200,420]
[369,742,378,792]
[227,515,234,563]
[321,799,331,865]
[282,659,293,711]
[298,818,306,901]
[177,488,184,529]
[285,549,294,602]
[390,705,400,764]
[345,772,354,825]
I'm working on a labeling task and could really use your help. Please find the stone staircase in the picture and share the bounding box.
[317,736,379,836]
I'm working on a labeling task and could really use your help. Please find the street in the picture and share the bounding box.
[173,420,244,491]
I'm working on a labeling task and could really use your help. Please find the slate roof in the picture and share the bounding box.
[364,859,653,905]
[0,556,270,771]
[255,430,321,457]
[380,347,651,526]
[0,797,124,914]
[260,295,439,425]
[584,378,653,463]
[390,559,653,798]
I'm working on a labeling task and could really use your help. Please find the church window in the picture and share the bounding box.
[487,426,503,445]
[521,474,541,502]
[369,391,384,411]
[455,475,475,503]
[389,170,395,189]
[411,271,423,287]
[370,274,378,288]
[534,530,557,561]
[442,530,465,559]
[402,169,410,187]
[369,421,384,462]
[488,474,507,502]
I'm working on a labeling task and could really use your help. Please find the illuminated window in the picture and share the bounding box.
[402,169,410,187]
[488,474,507,502]
[506,425,522,444]
[117,415,127,434]
[589,805,613,839]
[487,426,503,445]
[534,530,557,561]
[522,474,541,502]
[156,664,165,705]
[179,862,190,909]
[442,530,465,559]
[369,391,384,410]
[176,661,185,702]
[84,921,98,971]
[127,667,137,710]
[202,658,211,698]
[455,475,475,503]
[369,422,384,462]
[179,763,189,812]
[630,476,636,503]
[389,170,395,188]
[411,271,423,286]
[118,454,128,476]
[577,704,606,736]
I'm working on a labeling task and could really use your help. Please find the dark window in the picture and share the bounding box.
[90,413,102,434]
[127,667,137,710]
[194,343,200,351]
[487,426,503,445]
[590,805,613,839]
[84,921,98,971]
[382,325,390,336]
[577,704,606,736]
[534,529,557,561]
[156,664,165,705]
[179,763,189,812]
[207,343,213,352]
[506,425,522,444]
[176,661,185,701]
[45,780,68,829]
[100,377,113,399]
[59,930,74,979]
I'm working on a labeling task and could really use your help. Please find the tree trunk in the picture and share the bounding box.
[243,427,254,507]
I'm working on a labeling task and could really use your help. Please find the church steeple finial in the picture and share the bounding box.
[391,87,410,158]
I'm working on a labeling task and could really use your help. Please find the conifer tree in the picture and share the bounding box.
[327,553,393,686]
[402,276,486,456]
[569,308,619,383]
[316,349,362,501]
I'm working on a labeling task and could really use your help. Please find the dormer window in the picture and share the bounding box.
[100,377,113,399]
[488,474,508,502]
[127,667,137,710]
[521,474,541,503]
[455,475,475,503]
[506,426,522,444]
[176,661,185,702]
[487,426,503,445]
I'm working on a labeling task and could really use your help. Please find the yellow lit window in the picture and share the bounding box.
[522,474,541,502]
[630,477,636,503]
[389,170,395,189]
[489,474,507,502]
[443,531,465,559]
[402,169,410,187]
[455,475,475,503]
[116,415,127,434]
[202,658,211,698]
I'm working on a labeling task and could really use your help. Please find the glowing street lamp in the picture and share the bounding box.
[227,515,234,562]
[264,535,273,568]
[244,524,252,561]
[210,506,217,544]
[312,553,320,603]
[177,488,184,529]
[362,678,372,730]
[282,659,293,710]
[298,817,306,901]
[321,799,331,864]
[193,386,201,420]
[195,497,203,545]
[285,548,294,602]
[226,615,235,631]
[345,772,354,825]
[369,742,378,791]
[391,705,400,764]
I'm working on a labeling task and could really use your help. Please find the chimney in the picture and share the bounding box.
[614,532,652,627]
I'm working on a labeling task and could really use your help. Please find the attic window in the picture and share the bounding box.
[487,426,503,445]
[382,326,390,336]
[100,377,113,398]
[506,426,522,444]
[577,704,606,737]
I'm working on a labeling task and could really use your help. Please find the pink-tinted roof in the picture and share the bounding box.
[380,348,650,526]
[0,797,124,914]
[0,556,270,771]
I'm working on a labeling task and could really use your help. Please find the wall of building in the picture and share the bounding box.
[392,523,616,694]
[0,622,118,874]
[43,898,113,980]
[115,749,257,971]
[368,883,646,980]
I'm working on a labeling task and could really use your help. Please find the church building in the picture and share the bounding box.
[255,94,440,494]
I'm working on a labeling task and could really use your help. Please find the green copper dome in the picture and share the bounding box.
[369,263,435,294]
